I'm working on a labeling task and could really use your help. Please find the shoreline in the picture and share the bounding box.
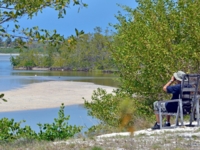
[0,53,19,56]
[1,81,116,112]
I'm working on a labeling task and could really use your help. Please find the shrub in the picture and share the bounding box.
[37,103,82,141]
[0,118,37,141]
[0,103,82,142]
[84,88,153,135]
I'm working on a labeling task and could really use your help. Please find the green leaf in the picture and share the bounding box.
[0,94,4,98]
[0,29,5,33]
[15,25,19,29]
[75,28,78,36]
[2,99,7,102]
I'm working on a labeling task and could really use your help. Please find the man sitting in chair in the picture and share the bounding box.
[152,71,186,130]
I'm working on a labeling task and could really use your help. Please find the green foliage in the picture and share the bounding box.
[10,50,39,68]
[0,118,37,141]
[112,0,200,102]
[84,88,152,134]
[11,27,116,71]
[118,98,136,127]
[0,48,20,53]
[84,88,120,127]
[0,94,7,102]
[37,103,82,141]
[0,103,82,142]
[10,56,20,67]
[52,27,115,70]
[0,0,87,47]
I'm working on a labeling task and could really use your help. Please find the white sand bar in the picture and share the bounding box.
[1,81,116,112]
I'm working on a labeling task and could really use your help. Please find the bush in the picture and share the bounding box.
[0,118,37,141]
[37,103,82,141]
[0,103,82,142]
[84,88,153,135]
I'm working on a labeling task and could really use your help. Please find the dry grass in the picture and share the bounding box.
[1,126,200,150]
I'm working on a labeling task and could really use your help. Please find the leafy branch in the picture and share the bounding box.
[0,0,87,47]
[0,94,7,102]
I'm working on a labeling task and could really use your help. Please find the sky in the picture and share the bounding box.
[5,0,138,38]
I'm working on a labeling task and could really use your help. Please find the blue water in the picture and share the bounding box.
[0,105,98,133]
[0,54,116,133]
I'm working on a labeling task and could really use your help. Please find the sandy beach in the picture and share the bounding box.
[0,81,116,112]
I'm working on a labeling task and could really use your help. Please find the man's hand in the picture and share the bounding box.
[163,75,175,92]
[170,76,175,82]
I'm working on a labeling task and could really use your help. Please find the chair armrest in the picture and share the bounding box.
[158,99,182,103]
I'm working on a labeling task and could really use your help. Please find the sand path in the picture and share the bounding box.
[0,81,116,112]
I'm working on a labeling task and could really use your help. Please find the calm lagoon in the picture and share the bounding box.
[0,54,118,133]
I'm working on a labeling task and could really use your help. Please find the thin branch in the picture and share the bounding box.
[0,17,14,24]
[0,32,65,44]
[0,33,29,40]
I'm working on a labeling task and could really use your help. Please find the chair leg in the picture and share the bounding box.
[159,103,162,129]
[196,97,200,126]
[175,106,179,127]
[190,113,193,126]
[190,99,196,126]
[179,100,184,126]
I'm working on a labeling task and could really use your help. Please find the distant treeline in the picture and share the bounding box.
[0,37,46,53]
[10,27,117,72]
[0,47,19,53]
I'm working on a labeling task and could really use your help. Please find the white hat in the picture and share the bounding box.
[173,71,187,81]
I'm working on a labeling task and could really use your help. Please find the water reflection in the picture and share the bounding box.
[0,54,119,91]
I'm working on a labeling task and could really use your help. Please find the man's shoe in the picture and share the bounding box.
[164,122,171,127]
[151,122,160,130]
